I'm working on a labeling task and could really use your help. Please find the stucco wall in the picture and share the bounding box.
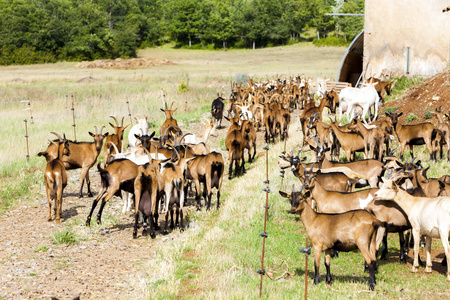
[364,0,450,78]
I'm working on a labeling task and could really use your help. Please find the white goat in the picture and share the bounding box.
[339,84,381,123]
[181,118,216,145]
[128,114,149,148]
[374,177,450,281]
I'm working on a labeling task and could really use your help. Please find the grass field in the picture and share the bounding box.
[1,43,449,299]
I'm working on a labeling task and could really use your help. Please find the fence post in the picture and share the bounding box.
[280,131,288,188]
[300,239,311,300]
[258,145,270,297]
[126,98,133,126]
[71,94,77,142]
[24,119,30,162]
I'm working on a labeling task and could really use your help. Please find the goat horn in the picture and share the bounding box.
[177,133,193,145]
[170,101,174,109]
[50,132,63,142]
[94,126,98,135]
[292,184,295,193]
[121,117,125,126]
[110,116,119,126]
[142,147,153,163]
[134,113,145,120]
[99,126,105,135]
[107,141,120,154]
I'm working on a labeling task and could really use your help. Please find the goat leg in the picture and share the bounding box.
[96,199,107,225]
[400,231,409,264]
[313,248,322,285]
[380,233,388,260]
[324,250,332,284]
[133,212,140,239]
[86,199,101,226]
[368,260,377,291]
[216,191,221,210]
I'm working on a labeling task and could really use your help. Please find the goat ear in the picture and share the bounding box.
[109,122,115,128]
[160,108,165,112]
[172,107,178,113]
[279,191,290,199]
[135,134,141,139]
[89,132,95,137]
[397,112,403,117]
[103,132,109,137]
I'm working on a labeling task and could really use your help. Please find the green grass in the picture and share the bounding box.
[51,229,79,245]
[384,76,424,103]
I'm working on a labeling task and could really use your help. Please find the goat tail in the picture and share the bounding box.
[174,178,182,192]
[97,162,104,172]
[373,221,387,252]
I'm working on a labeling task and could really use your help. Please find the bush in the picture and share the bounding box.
[312,37,350,47]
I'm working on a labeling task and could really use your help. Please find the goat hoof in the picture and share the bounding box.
[85,220,91,227]
[133,232,137,239]
[425,267,432,273]
[150,233,156,239]
[412,266,418,273]
[88,192,93,197]
[142,229,148,236]
[369,283,375,291]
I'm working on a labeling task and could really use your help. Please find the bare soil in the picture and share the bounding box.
[380,68,450,124]
[76,58,175,70]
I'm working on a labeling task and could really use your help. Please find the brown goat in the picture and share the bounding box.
[328,122,365,161]
[241,119,257,163]
[282,185,385,290]
[387,110,441,161]
[160,103,180,140]
[38,132,70,223]
[104,116,128,163]
[225,119,245,179]
[85,159,139,226]
[348,119,385,160]
[186,152,225,210]
[40,127,108,197]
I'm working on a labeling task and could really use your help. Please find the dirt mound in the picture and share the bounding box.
[380,68,450,123]
[76,58,175,70]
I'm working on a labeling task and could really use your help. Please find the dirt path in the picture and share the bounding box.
[0,113,256,300]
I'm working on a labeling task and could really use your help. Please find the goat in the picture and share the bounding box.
[300,173,379,213]
[387,110,441,161]
[38,132,70,223]
[85,159,139,226]
[40,127,108,197]
[133,159,161,238]
[180,118,215,145]
[328,122,365,161]
[211,96,225,128]
[104,116,128,163]
[241,119,257,163]
[348,119,385,160]
[280,152,366,192]
[339,85,381,123]
[128,114,149,148]
[160,103,180,139]
[374,175,450,281]
[225,118,245,179]
[185,151,224,210]
[283,185,385,290]
[431,106,450,160]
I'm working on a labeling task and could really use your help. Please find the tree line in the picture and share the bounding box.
[0,0,364,65]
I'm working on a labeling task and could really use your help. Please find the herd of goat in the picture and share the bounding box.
[37,75,450,290]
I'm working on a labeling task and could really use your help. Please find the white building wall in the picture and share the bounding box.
[364,0,450,78]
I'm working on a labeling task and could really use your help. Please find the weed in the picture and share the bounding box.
[178,81,189,93]
[51,229,78,245]
[384,106,397,114]
[405,113,419,122]
[34,245,49,252]
[424,110,433,119]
